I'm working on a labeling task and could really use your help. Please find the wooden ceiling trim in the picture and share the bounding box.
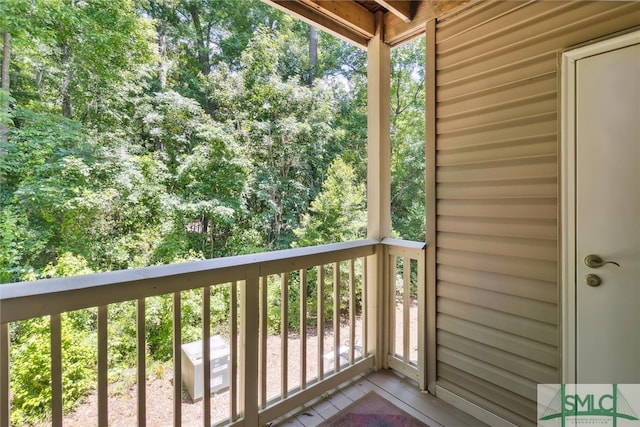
[299,0,376,38]
[264,0,370,48]
[263,0,472,48]
[375,0,414,23]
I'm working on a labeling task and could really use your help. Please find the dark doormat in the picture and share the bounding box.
[319,391,429,426]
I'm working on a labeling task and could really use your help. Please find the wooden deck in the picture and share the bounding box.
[270,369,489,427]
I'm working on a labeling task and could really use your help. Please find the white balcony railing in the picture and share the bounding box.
[0,238,426,427]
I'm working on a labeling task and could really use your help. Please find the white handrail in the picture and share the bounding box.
[0,239,379,323]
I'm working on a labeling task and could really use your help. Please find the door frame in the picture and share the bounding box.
[560,29,640,384]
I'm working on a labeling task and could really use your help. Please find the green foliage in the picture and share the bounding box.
[0,206,47,283]
[39,252,93,278]
[294,157,366,247]
[265,273,301,335]
[237,74,342,247]
[390,37,426,242]
[6,0,155,123]
[0,89,14,127]
[144,288,211,362]
[135,90,249,258]
[9,316,96,426]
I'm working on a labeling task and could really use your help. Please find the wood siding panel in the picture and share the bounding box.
[434,1,640,424]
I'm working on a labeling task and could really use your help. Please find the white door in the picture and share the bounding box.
[574,35,640,383]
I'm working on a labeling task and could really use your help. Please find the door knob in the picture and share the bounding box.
[585,274,602,287]
[584,254,620,268]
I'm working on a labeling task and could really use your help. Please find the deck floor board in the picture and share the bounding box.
[270,369,489,427]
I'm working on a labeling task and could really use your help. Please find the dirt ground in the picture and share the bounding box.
[58,321,363,427]
[51,302,416,427]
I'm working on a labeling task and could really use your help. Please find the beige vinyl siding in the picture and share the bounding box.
[434,1,640,425]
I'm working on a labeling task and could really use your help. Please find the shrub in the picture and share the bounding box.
[10,316,96,426]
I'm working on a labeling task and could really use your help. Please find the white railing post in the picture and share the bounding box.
[242,268,259,426]
[202,286,211,425]
[280,273,288,398]
[172,294,181,426]
[258,276,267,409]
[0,323,8,427]
[229,281,238,421]
[97,305,108,427]
[299,268,308,388]
[51,314,63,427]
[136,298,146,427]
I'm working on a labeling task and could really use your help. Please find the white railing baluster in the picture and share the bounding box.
[229,282,237,421]
[403,257,410,363]
[388,253,396,360]
[333,262,340,373]
[258,276,267,408]
[137,298,146,427]
[238,280,246,419]
[362,256,368,357]
[317,265,325,380]
[203,286,211,425]
[280,273,288,399]
[349,259,355,364]
[0,323,8,427]
[172,293,181,426]
[98,305,108,427]
[50,314,62,427]
[300,268,307,388]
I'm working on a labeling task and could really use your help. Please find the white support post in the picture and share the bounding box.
[425,18,437,395]
[366,11,391,371]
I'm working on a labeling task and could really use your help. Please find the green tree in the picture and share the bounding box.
[390,37,426,241]
[135,90,248,258]
[234,26,344,248]
[294,157,366,247]
[4,0,154,127]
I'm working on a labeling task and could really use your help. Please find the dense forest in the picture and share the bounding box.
[0,0,424,423]
[0,0,425,283]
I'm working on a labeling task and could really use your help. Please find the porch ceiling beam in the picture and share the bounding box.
[263,0,371,48]
[298,0,376,37]
[374,0,414,23]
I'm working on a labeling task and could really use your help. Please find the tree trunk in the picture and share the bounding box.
[309,26,317,86]
[61,43,73,118]
[1,32,11,177]
[188,6,210,76]
[157,30,168,90]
